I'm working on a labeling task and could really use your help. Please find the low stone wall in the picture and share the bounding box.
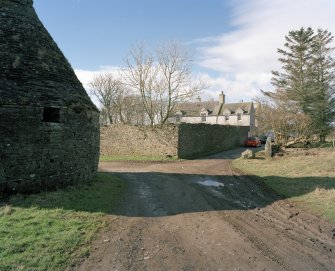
[178,123,249,158]
[100,124,179,158]
[100,124,249,159]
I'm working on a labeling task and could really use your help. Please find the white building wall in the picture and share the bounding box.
[179,115,252,126]
[206,116,217,124]
[238,115,251,126]
[181,117,202,124]
[175,113,254,132]
[215,115,250,126]
[217,116,225,125]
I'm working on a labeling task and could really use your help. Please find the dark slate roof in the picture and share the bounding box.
[175,101,253,117]
[0,0,98,111]
[174,101,218,117]
[219,102,253,115]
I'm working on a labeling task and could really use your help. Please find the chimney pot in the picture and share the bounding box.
[219,91,225,104]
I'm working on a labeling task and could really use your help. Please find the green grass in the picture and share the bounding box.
[0,172,126,271]
[100,155,180,162]
[233,148,335,223]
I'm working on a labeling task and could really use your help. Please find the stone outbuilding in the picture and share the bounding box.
[0,0,100,194]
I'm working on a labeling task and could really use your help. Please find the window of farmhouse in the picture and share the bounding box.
[201,113,206,122]
[225,114,229,120]
[237,113,242,120]
[176,115,181,123]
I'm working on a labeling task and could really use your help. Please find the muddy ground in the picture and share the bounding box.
[77,148,335,271]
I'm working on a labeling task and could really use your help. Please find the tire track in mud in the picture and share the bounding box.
[78,148,335,271]
[221,209,333,271]
[186,160,335,270]
[221,167,335,270]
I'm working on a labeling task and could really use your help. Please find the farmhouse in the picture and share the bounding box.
[0,0,99,194]
[170,92,257,134]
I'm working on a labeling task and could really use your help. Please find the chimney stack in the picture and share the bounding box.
[219,91,225,104]
[196,96,201,105]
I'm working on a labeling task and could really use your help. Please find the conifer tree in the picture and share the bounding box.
[271,27,315,113]
[309,29,335,142]
[271,27,335,142]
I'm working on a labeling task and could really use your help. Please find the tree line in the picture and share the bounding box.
[90,41,206,126]
[259,27,335,144]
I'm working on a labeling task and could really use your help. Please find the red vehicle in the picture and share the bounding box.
[244,137,261,147]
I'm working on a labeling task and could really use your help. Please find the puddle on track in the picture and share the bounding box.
[198,180,224,187]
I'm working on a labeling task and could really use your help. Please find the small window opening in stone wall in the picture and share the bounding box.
[237,113,242,120]
[43,107,60,123]
[176,115,181,123]
[225,114,229,121]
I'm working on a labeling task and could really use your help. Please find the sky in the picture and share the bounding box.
[33,0,335,104]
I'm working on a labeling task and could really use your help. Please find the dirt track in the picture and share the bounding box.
[77,148,335,271]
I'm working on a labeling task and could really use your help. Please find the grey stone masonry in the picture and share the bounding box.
[177,123,249,158]
[0,0,100,195]
[100,124,249,159]
[100,124,179,158]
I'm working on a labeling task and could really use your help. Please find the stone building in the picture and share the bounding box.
[0,0,100,194]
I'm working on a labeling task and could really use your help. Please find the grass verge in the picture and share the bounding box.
[233,148,335,223]
[0,172,125,271]
[100,155,180,162]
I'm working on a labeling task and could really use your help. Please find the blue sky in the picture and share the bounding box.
[34,0,233,69]
[34,0,335,104]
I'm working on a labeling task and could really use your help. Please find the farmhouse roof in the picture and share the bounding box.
[175,101,218,117]
[214,102,254,115]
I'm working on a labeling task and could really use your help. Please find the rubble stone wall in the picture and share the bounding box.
[177,123,249,158]
[0,105,100,194]
[100,124,249,159]
[100,125,179,158]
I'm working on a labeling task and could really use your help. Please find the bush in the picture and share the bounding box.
[271,144,281,155]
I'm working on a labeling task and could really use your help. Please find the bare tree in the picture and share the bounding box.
[156,41,206,125]
[123,44,159,126]
[99,107,109,126]
[89,72,129,124]
[123,41,206,126]
[121,94,146,125]
[257,90,312,146]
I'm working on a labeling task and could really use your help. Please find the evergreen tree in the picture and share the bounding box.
[271,27,315,113]
[309,29,335,142]
[271,27,335,142]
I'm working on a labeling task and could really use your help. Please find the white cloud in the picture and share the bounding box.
[197,72,269,103]
[197,0,335,102]
[74,66,121,107]
[74,66,121,90]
